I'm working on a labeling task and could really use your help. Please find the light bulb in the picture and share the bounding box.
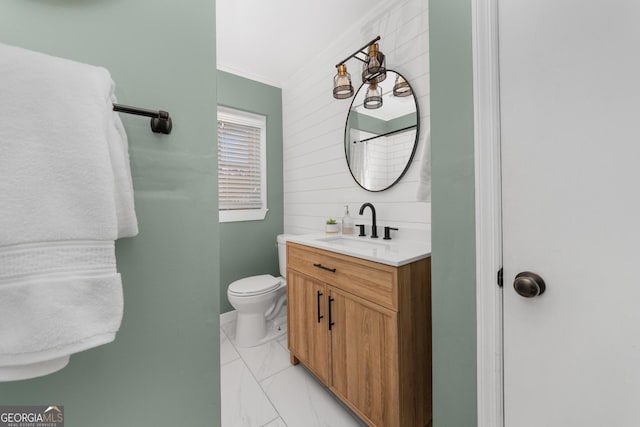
[364,82,383,109]
[362,43,387,83]
[333,64,354,99]
[393,74,412,97]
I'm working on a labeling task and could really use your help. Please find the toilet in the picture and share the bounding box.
[227,234,290,347]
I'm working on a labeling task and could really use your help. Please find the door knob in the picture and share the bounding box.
[513,272,546,298]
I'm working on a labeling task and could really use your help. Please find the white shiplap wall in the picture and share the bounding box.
[282,0,430,236]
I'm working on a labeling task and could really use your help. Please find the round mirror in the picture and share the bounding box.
[344,70,419,192]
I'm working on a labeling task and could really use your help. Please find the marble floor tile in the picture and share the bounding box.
[221,311,366,427]
[236,339,292,381]
[220,328,240,366]
[221,358,278,427]
[262,417,287,427]
[260,365,365,427]
[277,334,288,352]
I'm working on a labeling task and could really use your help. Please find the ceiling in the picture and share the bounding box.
[216,0,383,88]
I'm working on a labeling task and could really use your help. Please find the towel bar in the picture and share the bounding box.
[112,104,172,135]
[352,124,416,144]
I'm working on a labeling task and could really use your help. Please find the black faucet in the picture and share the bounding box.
[358,202,378,238]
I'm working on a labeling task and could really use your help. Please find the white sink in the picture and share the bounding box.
[316,235,391,250]
[287,232,431,267]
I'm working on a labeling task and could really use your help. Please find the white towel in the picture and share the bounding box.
[0,43,138,381]
[415,127,431,202]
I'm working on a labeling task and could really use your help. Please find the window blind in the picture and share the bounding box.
[217,119,264,211]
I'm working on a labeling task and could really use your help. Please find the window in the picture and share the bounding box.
[217,106,268,222]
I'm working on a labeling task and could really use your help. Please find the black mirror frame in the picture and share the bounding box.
[343,70,420,192]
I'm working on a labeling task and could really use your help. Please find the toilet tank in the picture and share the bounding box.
[277,234,290,278]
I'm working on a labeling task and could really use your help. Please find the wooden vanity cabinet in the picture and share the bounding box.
[286,242,432,427]
[287,270,330,383]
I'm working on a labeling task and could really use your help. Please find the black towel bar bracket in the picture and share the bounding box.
[112,103,173,135]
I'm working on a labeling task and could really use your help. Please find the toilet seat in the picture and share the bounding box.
[228,274,282,297]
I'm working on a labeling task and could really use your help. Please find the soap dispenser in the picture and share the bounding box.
[342,205,354,235]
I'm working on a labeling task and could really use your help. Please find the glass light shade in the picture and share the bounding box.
[363,82,383,109]
[392,74,412,97]
[362,43,387,84]
[333,64,354,99]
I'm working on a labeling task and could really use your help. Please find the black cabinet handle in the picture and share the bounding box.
[328,296,335,331]
[317,290,324,323]
[313,263,336,273]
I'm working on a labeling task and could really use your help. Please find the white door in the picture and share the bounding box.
[499,1,640,425]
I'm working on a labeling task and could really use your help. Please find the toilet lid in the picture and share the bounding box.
[228,274,282,296]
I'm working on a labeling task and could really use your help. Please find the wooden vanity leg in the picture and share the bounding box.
[290,353,299,365]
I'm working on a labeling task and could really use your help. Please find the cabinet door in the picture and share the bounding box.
[329,287,399,426]
[287,270,330,383]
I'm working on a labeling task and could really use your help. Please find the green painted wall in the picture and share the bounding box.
[387,113,418,133]
[348,111,417,136]
[429,1,478,426]
[0,1,221,426]
[348,111,388,135]
[217,71,284,314]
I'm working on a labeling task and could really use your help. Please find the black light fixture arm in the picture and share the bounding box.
[335,35,381,68]
[353,124,417,144]
[113,103,173,135]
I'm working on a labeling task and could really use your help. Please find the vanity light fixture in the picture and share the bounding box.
[332,64,354,99]
[361,43,386,84]
[333,35,386,100]
[363,82,383,109]
[392,74,412,97]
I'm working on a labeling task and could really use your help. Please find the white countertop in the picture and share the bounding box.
[286,232,431,267]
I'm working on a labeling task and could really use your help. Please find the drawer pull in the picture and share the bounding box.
[317,291,324,323]
[328,296,335,331]
[313,263,336,273]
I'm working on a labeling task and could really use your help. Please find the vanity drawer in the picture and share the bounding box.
[287,242,397,310]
